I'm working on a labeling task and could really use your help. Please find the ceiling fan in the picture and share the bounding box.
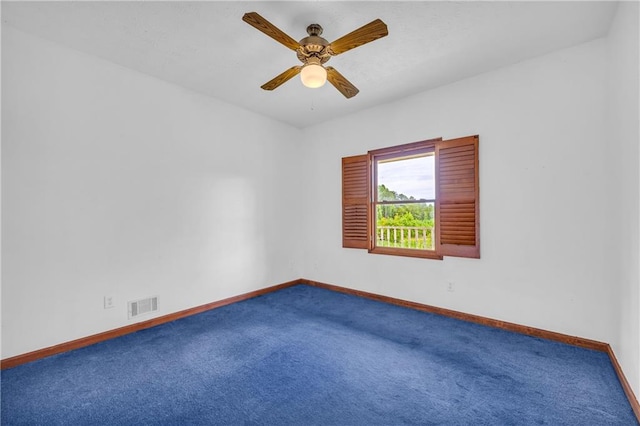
[242,12,388,99]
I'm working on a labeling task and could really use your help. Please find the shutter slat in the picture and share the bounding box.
[439,154,475,164]
[440,184,474,191]
[439,172,474,180]
[439,159,476,170]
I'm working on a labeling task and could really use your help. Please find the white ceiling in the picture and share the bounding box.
[2,1,617,129]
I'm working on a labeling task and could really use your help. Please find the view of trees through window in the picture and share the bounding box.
[376,154,435,250]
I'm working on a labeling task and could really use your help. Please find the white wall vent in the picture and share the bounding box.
[128,296,158,319]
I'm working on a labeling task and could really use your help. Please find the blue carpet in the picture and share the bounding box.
[1,284,637,425]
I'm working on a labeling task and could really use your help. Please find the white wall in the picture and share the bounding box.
[606,1,640,396]
[1,26,304,359]
[301,39,615,346]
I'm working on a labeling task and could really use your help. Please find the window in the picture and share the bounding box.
[342,135,479,259]
[371,140,439,258]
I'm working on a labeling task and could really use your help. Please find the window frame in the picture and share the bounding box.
[369,139,442,260]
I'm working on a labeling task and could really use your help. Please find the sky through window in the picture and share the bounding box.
[377,155,435,200]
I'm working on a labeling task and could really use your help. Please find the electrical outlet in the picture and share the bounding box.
[104,296,114,309]
[447,282,455,292]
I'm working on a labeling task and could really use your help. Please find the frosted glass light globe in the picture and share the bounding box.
[300,64,327,88]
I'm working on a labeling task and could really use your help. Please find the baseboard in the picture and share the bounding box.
[302,279,640,420]
[606,344,640,419]
[302,279,609,351]
[3,277,638,420]
[0,279,300,370]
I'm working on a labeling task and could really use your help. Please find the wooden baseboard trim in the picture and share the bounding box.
[1,279,300,370]
[606,344,640,420]
[302,279,609,351]
[302,279,639,420]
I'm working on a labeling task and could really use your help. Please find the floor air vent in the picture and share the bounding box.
[128,296,158,319]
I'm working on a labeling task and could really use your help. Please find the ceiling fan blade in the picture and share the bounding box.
[261,66,302,91]
[328,19,388,55]
[326,67,359,98]
[242,12,300,51]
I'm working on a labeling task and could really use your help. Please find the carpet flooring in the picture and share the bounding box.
[1,284,637,425]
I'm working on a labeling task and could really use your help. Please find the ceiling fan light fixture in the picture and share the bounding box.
[243,12,388,97]
[300,63,327,88]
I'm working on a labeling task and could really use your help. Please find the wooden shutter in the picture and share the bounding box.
[342,155,370,249]
[435,135,480,258]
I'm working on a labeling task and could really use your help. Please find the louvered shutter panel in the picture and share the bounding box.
[435,135,480,258]
[342,155,370,249]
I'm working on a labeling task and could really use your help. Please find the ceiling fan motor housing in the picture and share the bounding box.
[297,43,330,64]
[297,23,331,64]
